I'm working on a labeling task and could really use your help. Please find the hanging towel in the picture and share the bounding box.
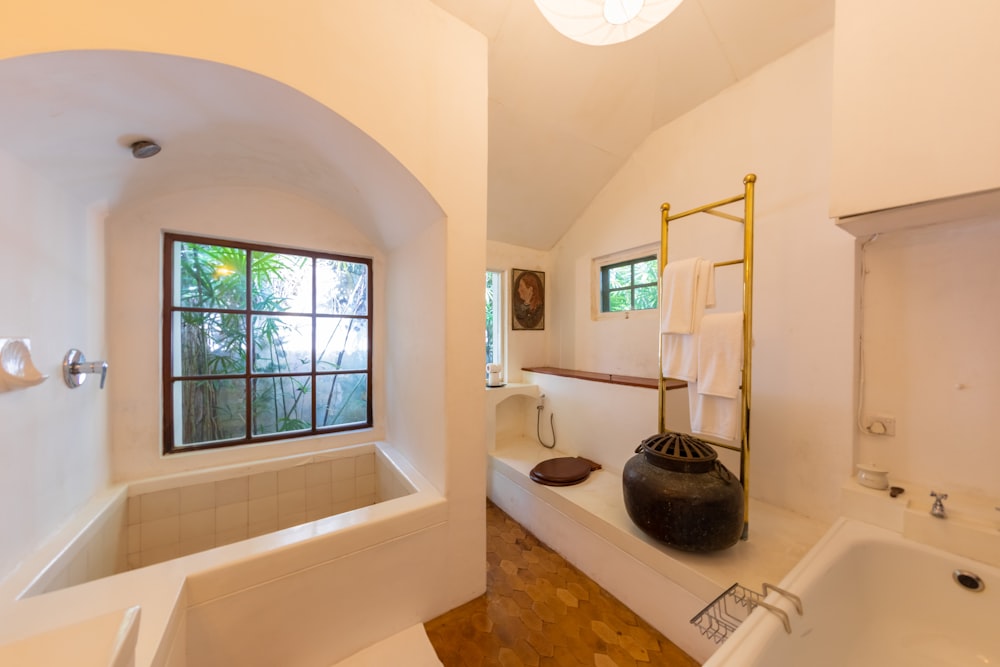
[688,382,742,442]
[697,312,743,398]
[661,331,698,381]
[660,258,716,380]
[659,258,715,334]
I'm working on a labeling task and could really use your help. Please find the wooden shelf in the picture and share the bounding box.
[522,366,686,391]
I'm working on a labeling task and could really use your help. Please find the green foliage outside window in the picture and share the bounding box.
[166,236,371,453]
[601,255,658,312]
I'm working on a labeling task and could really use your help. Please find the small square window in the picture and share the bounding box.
[600,254,658,313]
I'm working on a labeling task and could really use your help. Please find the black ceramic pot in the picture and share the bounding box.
[622,431,743,552]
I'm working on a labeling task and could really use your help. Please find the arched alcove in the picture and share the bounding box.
[0,50,444,251]
[0,7,488,651]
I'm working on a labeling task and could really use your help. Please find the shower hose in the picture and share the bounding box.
[536,401,556,449]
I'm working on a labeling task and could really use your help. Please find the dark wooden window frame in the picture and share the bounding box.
[162,233,373,454]
[600,254,658,313]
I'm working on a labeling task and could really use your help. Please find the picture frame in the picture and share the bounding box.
[511,268,545,330]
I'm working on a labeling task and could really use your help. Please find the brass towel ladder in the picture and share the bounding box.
[657,173,756,540]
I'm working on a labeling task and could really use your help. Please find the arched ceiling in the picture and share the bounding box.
[0,50,444,252]
[0,0,835,253]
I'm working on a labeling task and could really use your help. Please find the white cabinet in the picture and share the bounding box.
[830,0,1000,234]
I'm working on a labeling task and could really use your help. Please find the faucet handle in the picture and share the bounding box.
[929,490,948,518]
[63,349,109,389]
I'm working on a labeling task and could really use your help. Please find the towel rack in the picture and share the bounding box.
[658,174,756,539]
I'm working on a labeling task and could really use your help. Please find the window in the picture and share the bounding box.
[485,270,504,369]
[163,234,372,454]
[600,254,658,312]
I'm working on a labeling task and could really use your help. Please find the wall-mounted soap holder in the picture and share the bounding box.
[0,338,48,391]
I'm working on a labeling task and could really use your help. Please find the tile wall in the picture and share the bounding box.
[127,452,377,568]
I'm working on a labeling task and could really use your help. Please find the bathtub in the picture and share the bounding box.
[0,442,449,666]
[703,517,1000,666]
[20,442,418,597]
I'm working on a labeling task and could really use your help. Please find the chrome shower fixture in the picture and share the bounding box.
[130,139,161,159]
[63,349,108,389]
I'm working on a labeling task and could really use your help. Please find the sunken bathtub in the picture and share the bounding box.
[703,517,999,666]
[0,442,447,666]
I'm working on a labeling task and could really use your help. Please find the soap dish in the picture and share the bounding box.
[0,338,48,390]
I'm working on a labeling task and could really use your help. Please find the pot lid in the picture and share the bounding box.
[637,431,718,473]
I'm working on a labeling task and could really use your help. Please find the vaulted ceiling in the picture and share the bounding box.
[0,1,834,252]
[431,0,834,249]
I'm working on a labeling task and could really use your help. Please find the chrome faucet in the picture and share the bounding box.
[930,491,948,518]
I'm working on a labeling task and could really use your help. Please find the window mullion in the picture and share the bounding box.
[245,250,253,442]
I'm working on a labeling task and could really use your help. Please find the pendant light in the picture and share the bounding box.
[533,0,684,46]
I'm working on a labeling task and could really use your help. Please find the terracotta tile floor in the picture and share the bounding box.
[425,501,701,667]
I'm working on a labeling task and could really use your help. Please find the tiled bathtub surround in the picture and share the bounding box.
[26,445,414,596]
[128,452,378,568]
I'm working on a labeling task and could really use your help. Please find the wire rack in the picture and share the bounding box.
[690,583,762,644]
[691,582,802,644]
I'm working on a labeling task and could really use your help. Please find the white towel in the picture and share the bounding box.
[689,382,742,442]
[659,258,715,334]
[661,331,699,381]
[697,313,743,398]
[660,258,716,380]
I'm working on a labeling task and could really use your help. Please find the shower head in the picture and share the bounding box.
[130,139,161,159]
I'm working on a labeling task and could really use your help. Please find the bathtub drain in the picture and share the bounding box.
[953,570,985,592]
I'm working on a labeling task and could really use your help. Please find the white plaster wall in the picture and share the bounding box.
[549,33,856,522]
[387,220,446,490]
[858,217,1000,499]
[486,240,552,383]
[0,151,109,579]
[0,0,488,631]
[185,523,450,667]
[831,0,1000,218]
[106,187,385,481]
[520,372,698,476]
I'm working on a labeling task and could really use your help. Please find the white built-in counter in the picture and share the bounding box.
[486,373,829,663]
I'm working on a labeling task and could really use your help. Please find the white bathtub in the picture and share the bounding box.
[20,442,418,597]
[0,442,448,666]
[704,517,1000,666]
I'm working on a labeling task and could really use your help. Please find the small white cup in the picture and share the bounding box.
[856,463,889,490]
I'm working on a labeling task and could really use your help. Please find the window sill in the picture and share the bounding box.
[522,366,686,391]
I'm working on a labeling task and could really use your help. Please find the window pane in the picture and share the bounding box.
[174,311,246,376]
[634,259,658,285]
[251,251,312,312]
[317,317,368,372]
[607,265,632,289]
[251,315,313,373]
[634,286,658,310]
[485,271,502,367]
[252,376,312,435]
[165,234,373,453]
[317,259,368,316]
[316,373,368,427]
[175,241,246,309]
[608,289,631,312]
[175,378,247,447]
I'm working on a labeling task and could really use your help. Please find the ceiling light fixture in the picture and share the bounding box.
[130,139,161,159]
[533,0,684,46]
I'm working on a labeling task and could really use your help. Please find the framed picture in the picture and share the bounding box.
[511,268,545,330]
